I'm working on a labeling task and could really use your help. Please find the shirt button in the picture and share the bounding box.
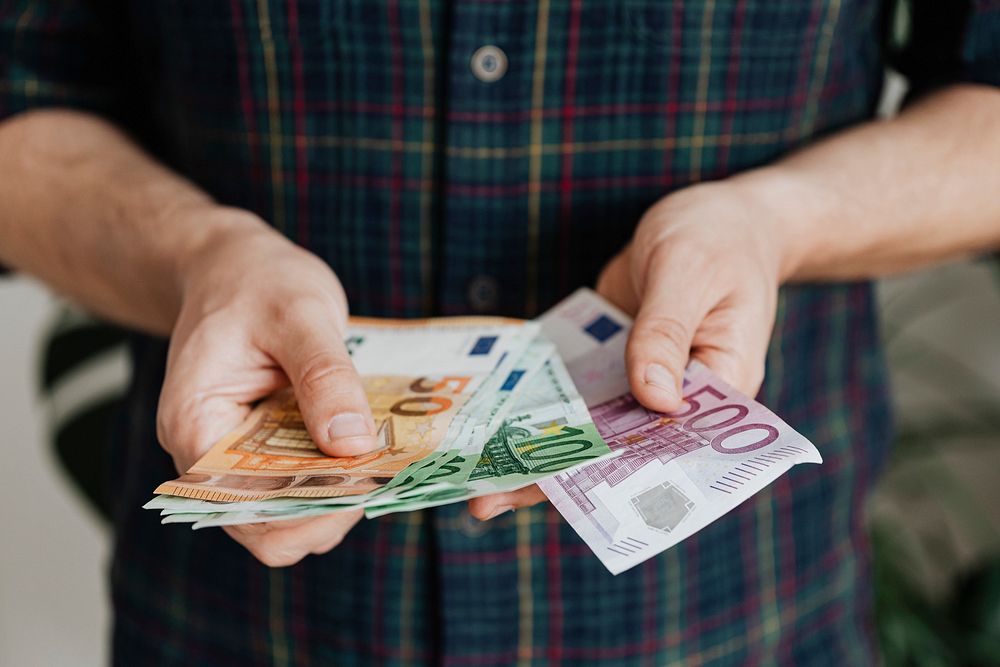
[467,275,499,313]
[470,45,507,83]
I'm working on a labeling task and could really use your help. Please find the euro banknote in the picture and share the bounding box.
[147,316,614,527]
[149,290,819,575]
[154,316,540,503]
[364,354,613,518]
[537,289,822,574]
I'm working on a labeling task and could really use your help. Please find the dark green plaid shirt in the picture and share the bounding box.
[3,1,999,665]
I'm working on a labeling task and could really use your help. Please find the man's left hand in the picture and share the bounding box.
[468,181,786,520]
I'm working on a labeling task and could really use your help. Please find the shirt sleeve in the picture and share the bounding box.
[1,1,136,277]
[0,0,133,124]
[889,0,1000,97]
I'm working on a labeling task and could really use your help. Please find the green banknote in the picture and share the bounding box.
[364,356,612,518]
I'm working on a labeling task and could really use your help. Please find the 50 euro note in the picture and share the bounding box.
[537,289,822,575]
[154,316,539,503]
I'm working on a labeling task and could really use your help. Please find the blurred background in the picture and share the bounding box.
[873,260,1000,667]
[0,281,109,665]
[2,77,1000,667]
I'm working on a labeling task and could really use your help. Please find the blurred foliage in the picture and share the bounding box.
[875,526,1000,667]
[874,258,1000,666]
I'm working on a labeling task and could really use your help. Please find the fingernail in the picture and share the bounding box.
[483,504,514,521]
[327,413,376,454]
[644,363,678,399]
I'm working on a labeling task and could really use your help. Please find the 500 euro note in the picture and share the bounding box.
[537,289,822,575]
[155,316,538,502]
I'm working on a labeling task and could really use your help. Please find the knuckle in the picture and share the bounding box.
[647,317,690,345]
[155,392,198,447]
[155,397,183,452]
[296,353,359,397]
[255,542,305,568]
[312,532,345,555]
[154,411,171,450]
[637,315,692,353]
[230,523,270,536]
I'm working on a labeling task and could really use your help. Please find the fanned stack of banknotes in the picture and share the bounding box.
[147,289,822,574]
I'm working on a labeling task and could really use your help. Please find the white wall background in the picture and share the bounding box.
[0,279,109,666]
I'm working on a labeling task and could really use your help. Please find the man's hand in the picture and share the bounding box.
[596,182,782,408]
[468,182,784,520]
[156,207,377,566]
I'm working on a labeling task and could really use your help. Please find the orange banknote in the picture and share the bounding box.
[155,377,474,502]
[155,316,539,502]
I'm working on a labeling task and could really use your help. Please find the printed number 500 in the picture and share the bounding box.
[671,385,778,455]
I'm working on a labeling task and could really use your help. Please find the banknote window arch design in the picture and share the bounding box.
[227,393,398,472]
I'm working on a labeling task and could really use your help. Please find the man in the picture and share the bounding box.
[1,1,998,664]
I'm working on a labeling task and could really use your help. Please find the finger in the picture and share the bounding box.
[158,320,288,472]
[595,249,642,316]
[223,508,363,567]
[264,297,378,457]
[468,485,547,521]
[625,244,712,413]
[687,293,775,397]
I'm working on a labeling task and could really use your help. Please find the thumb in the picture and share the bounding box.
[267,299,378,457]
[625,249,710,413]
[595,249,641,316]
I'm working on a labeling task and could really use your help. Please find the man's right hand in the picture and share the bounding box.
[156,207,376,567]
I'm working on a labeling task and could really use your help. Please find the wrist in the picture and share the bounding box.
[726,166,835,283]
[172,206,348,330]
[171,205,280,310]
[643,180,789,288]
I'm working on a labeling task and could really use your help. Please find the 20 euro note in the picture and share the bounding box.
[154,316,538,503]
[537,289,822,575]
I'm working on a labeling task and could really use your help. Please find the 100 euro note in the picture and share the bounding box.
[154,316,539,503]
[537,289,822,575]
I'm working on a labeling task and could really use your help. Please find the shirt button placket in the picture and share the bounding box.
[463,42,506,313]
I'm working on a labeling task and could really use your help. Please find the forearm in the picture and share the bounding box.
[733,84,1000,282]
[0,109,270,334]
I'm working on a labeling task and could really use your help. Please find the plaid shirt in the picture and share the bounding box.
[4,1,999,665]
